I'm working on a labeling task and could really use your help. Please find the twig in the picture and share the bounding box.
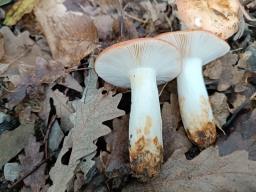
[124,12,148,23]
[9,157,49,189]
[159,82,168,97]
[44,114,56,159]
[118,0,124,38]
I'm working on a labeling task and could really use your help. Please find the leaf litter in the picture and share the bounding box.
[0,0,256,191]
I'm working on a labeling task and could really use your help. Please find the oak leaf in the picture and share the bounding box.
[19,135,46,192]
[34,0,98,68]
[124,147,256,192]
[47,88,125,192]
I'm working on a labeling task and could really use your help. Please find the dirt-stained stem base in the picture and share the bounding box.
[128,68,163,180]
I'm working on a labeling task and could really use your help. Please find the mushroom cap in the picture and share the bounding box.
[176,0,240,39]
[156,30,230,65]
[95,38,181,88]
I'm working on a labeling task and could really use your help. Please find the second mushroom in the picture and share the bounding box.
[157,30,230,148]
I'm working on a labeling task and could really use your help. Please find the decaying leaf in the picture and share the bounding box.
[162,93,191,161]
[218,108,256,160]
[0,121,34,168]
[101,115,130,178]
[47,88,125,192]
[0,27,47,83]
[123,147,256,192]
[4,0,39,26]
[0,27,60,108]
[41,88,74,132]
[19,135,46,192]
[210,92,230,127]
[34,0,98,68]
[204,53,244,91]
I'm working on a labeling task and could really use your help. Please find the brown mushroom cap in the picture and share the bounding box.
[176,0,240,39]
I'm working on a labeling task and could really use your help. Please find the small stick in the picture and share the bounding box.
[9,157,49,189]
[159,82,168,97]
[44,114,56,159]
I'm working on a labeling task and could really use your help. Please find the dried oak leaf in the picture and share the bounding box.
[123,147,256,192]
[19,135,46,192]
[0,27,46,83]
[218,108,256,160]
[204,53,244,91]
[0,27,62,108]
[162,93,191,161]
[34,0,98,68]
[47,88,124,192]
[100,115,130,178]
[0,121,34,168]
[41,88,74,132]
[209,92,230,127]
[237,41,256,72]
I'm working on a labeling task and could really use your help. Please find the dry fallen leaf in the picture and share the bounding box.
[0,121,34,167]
[0,27,58,108]
[19,135,46,192]
[162,93,191,161]
[47,88,125,192]
[218,108,256,160]
[123,147,256,192]
[0,27,48,84]
[34,0,98,68]
[204,53,244,91]
[101,115,130,178]
[41,88,74,133]
[210,92,230,127]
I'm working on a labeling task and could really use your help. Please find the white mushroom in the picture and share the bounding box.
[157,31,230,148]
[95,38,181,178]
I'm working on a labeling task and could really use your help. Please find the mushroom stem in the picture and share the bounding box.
[128,67,163,179]
[177,58,216,148]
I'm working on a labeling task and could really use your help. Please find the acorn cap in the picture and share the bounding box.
[156,30,230,65]
[95,38,181,88]
[176,0,240,39]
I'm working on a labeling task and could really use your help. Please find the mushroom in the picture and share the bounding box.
[95,38,181,179]
[157,30,230,148]
[176,0,240,39]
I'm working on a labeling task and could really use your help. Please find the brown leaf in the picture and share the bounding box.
[34,57,66,84]
[101,115,130,178]
[47,88,125,192]
[204,53,244,91]
[19,135,46,192]
[93,15,114,40]
[123,147,256,192]
[0,27,57,108]
[0,27,48,84]
[218,109,256,160]
[162,93,191,161]
[34,0,98,68]
[0,121,34,168]
[209,92,230,127]
[41,88,74,132]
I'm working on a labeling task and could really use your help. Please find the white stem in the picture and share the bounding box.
[177,58,216,147]
[128,67,163,178]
